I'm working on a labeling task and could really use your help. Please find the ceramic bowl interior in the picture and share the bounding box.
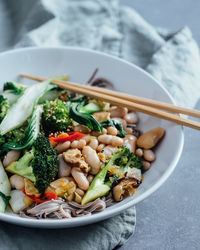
[0,47,184,228]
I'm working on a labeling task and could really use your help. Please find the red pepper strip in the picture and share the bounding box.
[49,132,85,143]
[23,189,57,203]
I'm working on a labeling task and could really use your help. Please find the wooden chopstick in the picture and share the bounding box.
[20,74,200,130]
[20,74,200,118]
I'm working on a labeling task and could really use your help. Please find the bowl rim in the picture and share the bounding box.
[0,46,184,227]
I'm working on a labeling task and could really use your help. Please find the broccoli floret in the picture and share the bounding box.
[42,99,71,134]
[6,135,58,193]
[114,146,143,170]
[3,82,25,95]
[0,95,9,122]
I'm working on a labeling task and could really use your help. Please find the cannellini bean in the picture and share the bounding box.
[82,134,91,144]
[137,128,165,149]
[124,127,133,135]
[71,139,86,149]
[3,150,21,168]
[103,146,118,159]
[112,118,127,129]
[142,161,151,171]
[123,135,137,153]
[107,126,118,136]
[97,143,105,152]
[98,135,123,147]
[58,154,71,177]
[9,175,25,190]
[124,112,139,124]
[88,138,99,150]
[110,106,128,118]
[76,188,85,196]
[143,150,155,162]
[71,167,89,191]
[87,175,94,184]
[82,146,100,175]
[55,141,71,154]
[135,148,143,157]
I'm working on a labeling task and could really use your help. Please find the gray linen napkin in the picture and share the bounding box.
[0,0,200,250]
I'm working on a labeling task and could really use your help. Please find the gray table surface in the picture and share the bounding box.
[119,1,200,249]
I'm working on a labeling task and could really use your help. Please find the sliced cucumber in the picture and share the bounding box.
[0,161,11,213]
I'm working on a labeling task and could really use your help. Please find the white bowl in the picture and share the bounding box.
[0,47,184,228]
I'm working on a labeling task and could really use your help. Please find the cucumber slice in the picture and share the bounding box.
[0,161,11,213]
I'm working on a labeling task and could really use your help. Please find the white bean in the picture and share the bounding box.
[82,135,91,144]
[135,148,143,157]
[143,150,155,162]
[123,135,137,153]
[103,146,118,159]
[110,106,128,118]
[124,112,139,124]
[88,138,99,150]
[58,154,71,177]
[71,167,89,191]
[71,139,86,149]
[97,143,105,152]
[9,175,25,190]
[98,134,123,147]
[3,150,21,168]
[55,141,71,154]
[142,161,151,171]
[87,175,94,184]
[82,146,100,175]
[76,188,85,196]
[107,126,118,136]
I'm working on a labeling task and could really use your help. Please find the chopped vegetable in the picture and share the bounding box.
[49,132,85,143]
[6,135,58,193]
[2,105,43,151]
[0,79,56,135]
[0,161,11,212]
[80,102,102,114]
[23,189,57,203]
[42,99,71,134]
[101,119,126,138]
[9,190,27,213]
[3,82,26,95]
[69,102,102,132]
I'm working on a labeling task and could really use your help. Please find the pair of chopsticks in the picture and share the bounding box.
[20,74,200,130]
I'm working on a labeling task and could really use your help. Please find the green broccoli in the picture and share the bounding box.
[0,96,9,123]
[114,146,143,170]
[6,135,58,193]
[42,99,71,134]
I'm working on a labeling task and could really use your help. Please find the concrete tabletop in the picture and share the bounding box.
[119,1,200,249]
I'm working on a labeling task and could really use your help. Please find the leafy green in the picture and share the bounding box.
[0,79,56,135]
[0,191,11,208]
[2,105,43,151]
[69,101,102,132]
[100,119,126,138]
[3,82,26,95]
[80,102,102,114]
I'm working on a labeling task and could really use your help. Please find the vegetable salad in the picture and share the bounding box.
[0,75,165,219]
